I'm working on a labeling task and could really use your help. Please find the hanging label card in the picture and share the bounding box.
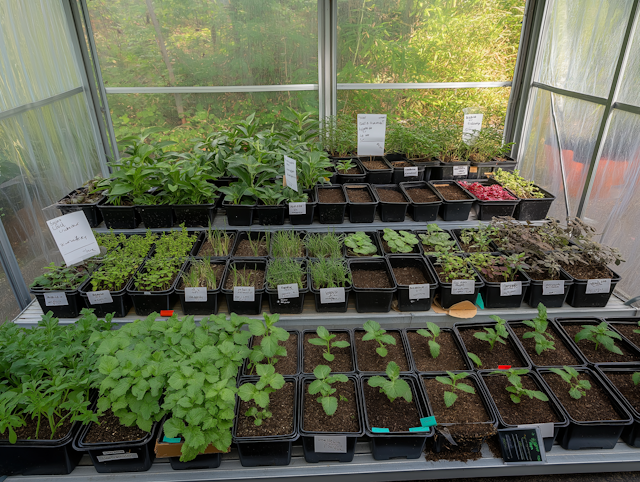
[185,287,207,302]
[284,155,298,192]
[585,278,611,294]
[44,292,68,306]
[277,283,299,299]
[516,423,554,439]
[497,427,546,464]
[500,281,522,297]
[453,165,469,177]
[320,287,345,304]
[462,113,483,145]
[451,279,475,295]
[409,284,430,300]
[233,286,255,302]
[357,114,387,156]
[542,280,565,296]
[404,166,418,177]
[46,211,100,266]
[314,435,347,453]
[96,453,139,462]
[87,290,114,305]
[289,202,306,215]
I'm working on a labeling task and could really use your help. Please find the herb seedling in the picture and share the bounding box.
[489,368,548,404]
[182,259,219,289]
[634,320,640,335]
[308,326,350,362]
[152,226,197,258]
[574,321,623,355]
[133,257,182,292]
[522,303,555,355]
[304,232,344,258]
[229,264,261,288]
[309,258,352,288]
[238,363,285,426]
[467,352,482,368]
[362,320,396,357]
[246,313,290,371]
[344,232,378,256]
[435,371,475,408]
[270,231,304,258]
[204,227,233,256]
[90,255,141,292]
[416,322,441,358]
[308,365,349,416]
[30,263,92,291]
[368,361,412,403]
[459,225,498,252]
[336,158,357,174]
[549,366,591,399]
[419,225,458,255]
[434,253,476,282]
[266,258,305,289]
[383,228,419,253]
[473,315,509,350]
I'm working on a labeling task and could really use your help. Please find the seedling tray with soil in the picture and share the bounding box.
[399,181,441,222]
[221,260,266,315]
[56,188,105,227]
[302,329,355,374]
[126,260,181,317]
[388,256,438,312]
[389,160,425,183]
[197,232,235,257]
[343,231,384,258]
[176,259,226,315]
[266,260,308,315]
[509,320,587,367]
[222,199,256,226]
[524,269,574,308]
[173,199,218,228]
[242,330,301,376]
[255,200,286,226]
[372,184,409,222]
[406,327,471,372]
[561,263,621,308]
[98,201,141,230]
[354,327,410,374]
[269,231,307,259]
[287,189,317,226]
[349,258,396,313]
[596,367,640,447]
[79,274,135,318]
[344,184,378,223]
[430,181,476,221]
[455,321,531,370]
[510,184,556,221]
[336,161,366,184]
[136,203,175,229]
[316,185,347,224]
[427,255,483,309]
[451,228,499,253]
[605,318,640,351]
[359,156,393,184]
[232,231,270,258]
[431,160,471,181]
[476,269,531,309]
[459,179,519,220]
[378,229,422,256]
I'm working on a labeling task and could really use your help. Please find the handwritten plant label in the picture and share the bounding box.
[185,287,207,302]
[462,113,483,145]
[233,286,255,302]
[46,212,100,266]
[451,279,475,295]
[87,291,114,305]
[404,166,418,177]
[314,435,347,453]
[277,283,299,299]
[500,281,522,297]
[96,453,139,462]
[289,202,306,215]
[585,278,611,294]
[409,284,430,300]
[284,155,298,192]
[320,287,345,304]
[542,280,564,296]
[453,165,469,177]
[44,292,68,306]
[357,114,387,156]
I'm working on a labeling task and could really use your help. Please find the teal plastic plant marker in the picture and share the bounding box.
[476,293,484,309]
[420,416,437,428]
[371,427,390,433]
[162,436,181,443]
[409,427,431,432]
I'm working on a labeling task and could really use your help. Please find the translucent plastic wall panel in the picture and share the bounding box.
[0,265,21,321]
[535,0,632,98]
[618,10,640,106]
[583,110,640,299]
[0,0,82,111]
[518,88,604,218]
[337,0,525,84]
[88,0,318,87]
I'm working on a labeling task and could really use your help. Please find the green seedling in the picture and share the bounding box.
[309,258,352,288]
[383,228,419,253]
[549,366,591,400]
[522,303,555,355]
[434,253,476,282]
[308,326,350,362]
[246,313,290,371]
[308,365,349,416]
[368,361,412,403]
[362,320,396,357]
[633,372,640,386]
[344,232,378,256]
[419,225,458,255]
[467,352,482,368]
[336,158,357,174]
[489,368,548,404]
[416,322,441,358]
[182,259,218,289]
[575,321,623,355]
[304,232,344,258]
[435,371,475,408]
[270,230,304,258]
[238,364,285,426]
[473,315,509,350]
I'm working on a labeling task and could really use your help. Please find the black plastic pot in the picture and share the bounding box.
[595,366,640,448]
[299,375,364,463]
[564,266,621,308]
[73,421,157,473]
[605,318,640,352]
[358,156,393,184]
[474,268,531,309]
[301,328,356,375]
[79,276,133,318]
[233,376,299,467]
[510,185,556,221]
[406,328,473,372]
[56,189,105,228]
[309,263,351,313]
[525,270,574,308]
[126,261,180,316]
[136,204,174,228]
[459,179,519,220]
[176,259,226,315]
[417,228,462,256]
[406,159,440,182]
[255,202,286,226]
[221,259,266,315]
[266,260,308,314]
[173,201,217,227]
[349,258,396,313]
[372,184,409,222]
[354,328,412,375]
[431,160,471,180]
[343,231,384,258]
[538,367,632,450]
[231,231,270,259]
[389,159,425,183]
[399,181,442,222]
[222,199,256,226]
[430,180,476,221]
[241,330,302,377]
[467,161,497,180]
[344,183,378,223]
[98,202,141,229]
[493,156,517,172]
[361,374,432,460]
[378,229,422,257]
[30,286,86,319]
[336,159,366,184]
[287,189,316,225]
[427,255,484,310]
[316,184,347,224]
[478,370,568,452]
[388,256,438,312]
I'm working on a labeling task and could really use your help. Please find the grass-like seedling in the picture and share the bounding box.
[435,371,475,408]
[238,364,285,426]
[270,231,304,258]
[522,303,555,355]
[549,366,591,400]
[574,321,623,355]
[308,326,350,362]
[474,315,509,350]
[309,258,351,288]
[308,365,349,416]
[489,368,548,404]
[182,259,218,289]
[205,226,233,256]
[362,320,396,357]
[266,258,305,289]
[229,264,261,287]
[304,232,344,258]
[247,231,271,257]
[368,361,412,403]
[416,322,441,358]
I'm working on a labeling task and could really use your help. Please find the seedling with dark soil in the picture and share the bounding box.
[362,320,396,357]
[238,364,285,426]
[344,232,377,256]
[489,368,548,404]
[435,371,475,408]
[416,321,441,358]
[474,315,509,350]
[383,228,419,253]
[522,303,555,355]
[575,322,623,355]
[246,313,290,370]
[549,366,591,400]
[309,326,350,362]
[368,361,412,403]
[308,365,349,416]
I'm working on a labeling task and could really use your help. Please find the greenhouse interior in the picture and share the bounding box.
[1,0,640,480]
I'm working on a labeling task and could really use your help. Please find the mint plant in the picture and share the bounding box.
[474,315,509,350]
[246,313,290,372]
[368,362,412,403]
[522,303,556,355]
[549,366,591,400]
[383,228,419,253]
[435,371,475,408]
[238,364,285,426]
[308,365,349,416]
[574,322,623,355]
[133,258,182,292]
[362,320,396,357]
[489,368,548,404]
[416,322,441,358]
[90,255,141,292]
[308,326,350,362]
[344,232,378,256]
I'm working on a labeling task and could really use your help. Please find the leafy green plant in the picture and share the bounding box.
[297,150,334,190]
[308,326,351,362]
[253,183,287,206]
[336,158,357,174]
[344,232,378,256]
[362,320,396,357]
[246,313,290,370]
[474,315,509,350]
[467,352,482,368]
[548,366,591,400]
[182,260,219,290]
[219,183,252,205]
[121,231,158,258]
[309,258,352,288]
[489,368,548,404]
[152,227,198,258]
[633,372,640,386]
[270,231,305,258]
[383,229,418,253]
[416,322,441,358]
[304,232,344,258]
[320,116,357,157]
[308,365,349,416]
[419,225,458,255]
[367,362,412,403]
[30,263,93,291]
[238,363,285,426]
[522,303,555,355]
[434,253,476,282]
[90,255,142,292]
[435,371,475,408]
[468,252,528,283]
[574,322,623,355]
[458,225,498,252]
[133,258,182,292]
[493,169,544,199]
[160,156,218,205]
[266,258,305,290]
[95,230,126,253]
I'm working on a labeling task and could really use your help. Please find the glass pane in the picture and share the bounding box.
[337,0,525,84]
[518,87,604,218]
[88,0,318,87]
[0,0,83,111]
[0,263,21,322]
[535,0,632,98]
[583,109,640,299]
[617,10,640,106]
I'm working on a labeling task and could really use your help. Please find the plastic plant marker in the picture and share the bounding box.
[498,365,512,370]
[409,427,431,432]
[421,416,437,427]
[163,436,182,443]
[371,427,390,433]
[160,310,174,316]
[476,293,485,309]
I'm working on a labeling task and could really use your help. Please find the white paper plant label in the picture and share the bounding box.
[462,113,483,144]
[404,166,418,177]
[451,279,475,295]
[314,435,347,453]
[453,165,469,177]
[44,292,68,306]
[542,280,564,296]
[284,155,298,192]
[87,290,114,305]
[320,287,345,304]
[357,114,387,156]
[409,284,430,300]
[96,453,138,462]
[46,211,100,266]
[277,283,299,299]
[185,287,207,302]
[289,202,306,215]
[585,278,611,294]
[500,281,522,297]
[233,286,255,302]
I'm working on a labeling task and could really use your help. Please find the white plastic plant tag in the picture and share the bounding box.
[320,287,345,304]
[357,114,386,156]
[44,292,68,306]
[185,287,207,302]
[284,155,298,192]
[462,113,483,145]
[233,286,255,302]
[542,280,564,296]
[277,283,299,299]
[314,435,347,453]
[451,279,475,295]
[404,166,418,177]
[409,284,430,300]
[46,211,100,266]
[585,278,611,294]
[96,453,139,462]
[500,281,522,297]
[87,290,113,305]
[453,165,469,177]
[289,202,306,215]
